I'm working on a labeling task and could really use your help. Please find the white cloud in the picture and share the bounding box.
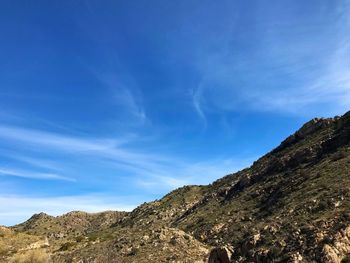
[0,155,248,226]
[135,156,254,190]
[98,72,147,122]
[0,194,137,226]
[0,124,251,191]
[0,168,75,182]
[0,125,164,167]
[191,84,207,126]
[191,1,350,119]
[86,55,148,125]
[0,151,62,171]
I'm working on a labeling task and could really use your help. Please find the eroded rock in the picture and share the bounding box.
[208,246,232,263]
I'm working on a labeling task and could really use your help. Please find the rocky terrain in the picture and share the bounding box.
[1,111,350,262]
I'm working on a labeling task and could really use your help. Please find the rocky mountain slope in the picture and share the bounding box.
[1,111,350,263]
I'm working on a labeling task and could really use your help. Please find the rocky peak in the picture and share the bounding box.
[26,212,54,224]
[273,117,336,154]
[30,212,51,219]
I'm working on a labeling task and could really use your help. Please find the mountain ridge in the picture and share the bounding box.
[1,110,350,262]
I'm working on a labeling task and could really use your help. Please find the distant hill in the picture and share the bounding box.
[1,111,350,263]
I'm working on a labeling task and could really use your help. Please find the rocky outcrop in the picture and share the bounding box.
[273,117,336,154]
[208,247,233,263]
[322,225,350,263]
[3,110,350,263]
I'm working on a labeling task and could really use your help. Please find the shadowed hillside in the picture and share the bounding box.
[1,111,350,262]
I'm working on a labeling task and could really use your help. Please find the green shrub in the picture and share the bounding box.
[59,242,74,251]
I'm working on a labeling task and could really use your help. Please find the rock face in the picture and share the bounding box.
[2,110,350,262]
[322,225,350,263]
[273,117,337,153]
[208,247,232,263]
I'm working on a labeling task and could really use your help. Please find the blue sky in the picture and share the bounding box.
[0,0,349,226]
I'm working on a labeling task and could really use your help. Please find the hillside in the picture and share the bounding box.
[1,111,350,262]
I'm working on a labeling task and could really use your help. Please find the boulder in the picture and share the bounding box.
[208,246,232,263]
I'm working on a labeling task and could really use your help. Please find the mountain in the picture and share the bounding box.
[1,111,350,263]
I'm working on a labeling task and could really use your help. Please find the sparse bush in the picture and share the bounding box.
[75,235,84,242]
[331,151,347,162]
[268,246,283,259]
[342,255,350,263]
[317,200,331,212]
[59,242,74,251]
[88,234,98,242]
[10,249,51,263]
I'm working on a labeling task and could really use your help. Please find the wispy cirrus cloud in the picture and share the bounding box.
[0,194,137,226]
[95,71,147,123]
[134,156,254,189]
[0,151,62,171]
[83,49,147,125]
[191,1,350,120]
[0,124,251,190]
[0,168,75,181]
[0,125,158,166]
